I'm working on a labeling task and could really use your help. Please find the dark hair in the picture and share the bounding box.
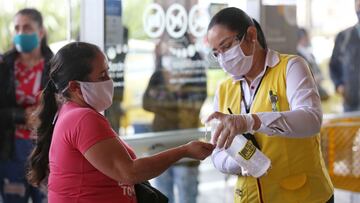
[27,42,101,186]
[297,27,308,40]
[208,7,267,49]
[15,8,48,53]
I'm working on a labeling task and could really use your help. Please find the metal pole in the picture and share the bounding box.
[67,0,72,41]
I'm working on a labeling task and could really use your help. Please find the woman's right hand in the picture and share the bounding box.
[183,141,215,160]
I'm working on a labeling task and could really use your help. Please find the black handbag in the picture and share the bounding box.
[134,181,168,203]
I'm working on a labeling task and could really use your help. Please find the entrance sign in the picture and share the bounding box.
[188,5,210,38]
[143,3,210,38]
[143,3,166,38]
[166,4,188,38]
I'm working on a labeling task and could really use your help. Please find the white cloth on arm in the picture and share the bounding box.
[211,49,323,174]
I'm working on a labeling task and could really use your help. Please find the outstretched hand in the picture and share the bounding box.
[184,141,215,160]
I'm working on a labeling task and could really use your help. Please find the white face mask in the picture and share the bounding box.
[77,79,114,112]
[218,39,254,77]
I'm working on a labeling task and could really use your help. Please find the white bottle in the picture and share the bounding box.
[208,119,271,178]
[226,135,271,177]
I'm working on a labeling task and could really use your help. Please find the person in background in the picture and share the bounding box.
[205,7,333,203]
[27,42,214,203]
[105,26,128,134]
[143,33,207,203]
[297,28,329,101]
[330,0,360,112]
[0,8,53,203]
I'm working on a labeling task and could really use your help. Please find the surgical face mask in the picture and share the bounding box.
[77,79,114,112]
[297,44,312,54]
[13,33,39,53]
[217,39,254,77]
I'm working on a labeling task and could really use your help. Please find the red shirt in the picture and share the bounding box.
[14,59,44,139]
[48,102,137,203]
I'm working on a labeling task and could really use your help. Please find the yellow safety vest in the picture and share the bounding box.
[218,53,333,203]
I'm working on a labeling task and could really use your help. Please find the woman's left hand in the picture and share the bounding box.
[205,112,252,149]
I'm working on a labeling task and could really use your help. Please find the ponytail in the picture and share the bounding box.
[252,18,267,49]
[27,79,58,186]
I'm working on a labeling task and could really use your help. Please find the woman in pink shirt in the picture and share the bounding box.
[27,42,214,203]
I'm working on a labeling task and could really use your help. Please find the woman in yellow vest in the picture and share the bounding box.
[205,7,334,203]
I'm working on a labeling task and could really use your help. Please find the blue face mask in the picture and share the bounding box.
[13,33,39,53]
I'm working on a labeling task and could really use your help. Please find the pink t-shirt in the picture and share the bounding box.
[48,102,137,203]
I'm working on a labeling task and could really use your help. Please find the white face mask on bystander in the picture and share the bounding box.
[77,79,114,112]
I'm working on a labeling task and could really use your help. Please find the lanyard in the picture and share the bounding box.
[236,68,267,150]
[239,68,267,114]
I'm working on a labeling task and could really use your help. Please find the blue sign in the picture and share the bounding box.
[105,0,122,16]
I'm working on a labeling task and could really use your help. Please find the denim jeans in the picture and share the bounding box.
[154,164,199,203]
[0,139,46,203]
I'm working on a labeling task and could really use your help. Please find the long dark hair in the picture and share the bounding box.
[208,7,267,49]
[15,8,48,53]
[27,42,101,186]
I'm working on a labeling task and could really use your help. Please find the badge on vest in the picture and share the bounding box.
[235,188,244,198]
[269,90,279,112]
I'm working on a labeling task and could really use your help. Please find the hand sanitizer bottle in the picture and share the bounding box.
[208,119,271,178]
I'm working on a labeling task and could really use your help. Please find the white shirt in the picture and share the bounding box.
[212,49,323,175]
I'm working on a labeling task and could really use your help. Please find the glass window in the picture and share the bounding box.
[113,1,229,135]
